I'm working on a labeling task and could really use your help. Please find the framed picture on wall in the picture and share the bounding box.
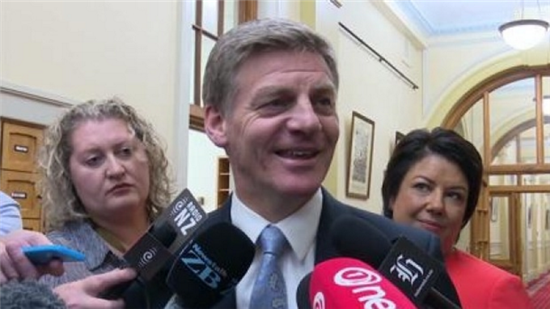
[346,111,375,200]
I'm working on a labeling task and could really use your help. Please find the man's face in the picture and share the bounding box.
[205,50,339,217]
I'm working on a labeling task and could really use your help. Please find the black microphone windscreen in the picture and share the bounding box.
[150,223,178,247]
[330,216,459,309]
[0,280,66,309]
[296,273,312,309]
[100,223,178,308]
[100,188,209,309]
[330,215,392,267]
[167,222,254,308]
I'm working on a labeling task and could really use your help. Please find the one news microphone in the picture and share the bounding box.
[297,257,416,309]
[330,216,461,309]
[166,221,255,309]
[101,189,208,308]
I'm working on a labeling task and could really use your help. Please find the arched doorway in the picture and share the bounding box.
[442,66,550,282]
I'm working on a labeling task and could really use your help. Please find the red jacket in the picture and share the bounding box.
[446,249,532,309]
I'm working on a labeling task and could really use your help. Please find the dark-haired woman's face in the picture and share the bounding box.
[390,154,468,257]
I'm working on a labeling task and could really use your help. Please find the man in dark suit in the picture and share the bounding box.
[187,18,461,309]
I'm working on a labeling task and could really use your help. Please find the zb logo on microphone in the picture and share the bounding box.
[180,243,230,290]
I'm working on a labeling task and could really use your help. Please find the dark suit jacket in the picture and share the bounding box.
[185,188,461,309]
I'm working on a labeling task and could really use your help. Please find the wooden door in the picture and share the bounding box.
[487,192,523,276]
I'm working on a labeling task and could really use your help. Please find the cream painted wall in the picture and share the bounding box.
[424,36,550,127]
[1,1,183,185]
[423,35,506,121]
[187,130,226,213]
[313,1,342,196]
[334,1,423,213]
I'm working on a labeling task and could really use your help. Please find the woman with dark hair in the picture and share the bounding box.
[382,127,531,309]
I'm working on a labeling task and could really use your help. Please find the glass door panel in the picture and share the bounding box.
[489,192,522,276]
[455,98,484,154]
[489,78,536,166]
[489,195,510,260]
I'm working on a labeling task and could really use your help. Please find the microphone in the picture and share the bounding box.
[0,280,65,309]
[166,221,255,309]
[297,257,417,309]
[101,188,208,308]
[296,273,313,309]
[330,216,461,309]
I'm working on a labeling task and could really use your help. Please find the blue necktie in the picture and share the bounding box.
[250,225,288,309]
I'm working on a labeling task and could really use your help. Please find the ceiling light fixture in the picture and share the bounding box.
[499,0,549,50]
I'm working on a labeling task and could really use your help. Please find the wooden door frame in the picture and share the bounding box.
[484,191,523,276]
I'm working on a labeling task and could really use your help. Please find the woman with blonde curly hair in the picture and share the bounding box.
[36,97,173,307]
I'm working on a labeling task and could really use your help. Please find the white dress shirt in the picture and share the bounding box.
[231,189,323,309]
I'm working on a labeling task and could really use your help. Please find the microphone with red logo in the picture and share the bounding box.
[296,257,417,309]
[330,215,461,309]
[166,221,255,308]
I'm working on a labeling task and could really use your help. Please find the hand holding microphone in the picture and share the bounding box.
[0,268,137,309]
[54,268,138,309]
[100,188,208,308]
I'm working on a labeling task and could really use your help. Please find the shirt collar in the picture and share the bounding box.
[231,189,323,261]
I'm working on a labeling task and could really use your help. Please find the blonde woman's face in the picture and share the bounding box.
[68,118,150,222]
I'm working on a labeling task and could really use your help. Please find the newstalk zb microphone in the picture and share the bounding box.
[101,188,208,308]
[166,221,255,309]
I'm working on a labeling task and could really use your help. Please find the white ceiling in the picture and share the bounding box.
[393,0,550,37]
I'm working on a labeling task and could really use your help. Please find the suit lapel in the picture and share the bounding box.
[314,189,345,263]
